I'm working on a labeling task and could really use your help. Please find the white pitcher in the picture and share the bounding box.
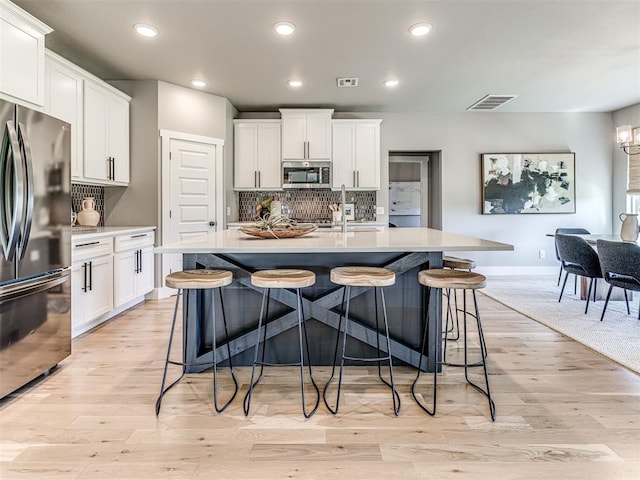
[77,196,100,226]
[619,213,639,242]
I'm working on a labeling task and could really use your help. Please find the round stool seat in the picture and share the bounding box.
[331,266,396,287]
[443,255,476,270]
[418,269,486,290]
[166,269,233,289]
[251,269,316,289]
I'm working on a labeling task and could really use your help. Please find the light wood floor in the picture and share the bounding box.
[1,294,639,479]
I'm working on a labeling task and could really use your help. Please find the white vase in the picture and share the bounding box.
[77,197,100,226]
[619,213,639,242]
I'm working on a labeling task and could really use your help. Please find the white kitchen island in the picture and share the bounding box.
[155,227,513,372]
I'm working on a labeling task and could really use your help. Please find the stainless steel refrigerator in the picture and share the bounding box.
[0,100,71,399]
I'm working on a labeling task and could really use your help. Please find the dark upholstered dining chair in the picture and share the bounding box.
[554,228,590,286]
[556,234,602,314]
[596,239,640,321]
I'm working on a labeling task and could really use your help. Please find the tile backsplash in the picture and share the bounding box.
[72,184,105,226]
[238,189,376,222]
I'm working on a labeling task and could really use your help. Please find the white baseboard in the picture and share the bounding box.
[476,266,558,277]
[72,296,147,339]
[146,286,174,300]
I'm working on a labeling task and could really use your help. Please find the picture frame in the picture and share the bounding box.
[481,152,575,214]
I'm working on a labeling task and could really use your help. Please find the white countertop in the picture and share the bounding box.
[155,227,513,254]
[72,226,156,241]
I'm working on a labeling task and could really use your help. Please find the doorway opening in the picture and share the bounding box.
[388,151,442,229]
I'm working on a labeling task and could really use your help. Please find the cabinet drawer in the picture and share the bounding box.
[72,237,113,262]
[114,231,155,252]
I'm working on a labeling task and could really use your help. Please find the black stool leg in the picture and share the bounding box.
[322,287,347,414]
[462,291,495,421]
[411,285,436,416]
[325,286,352,414]
[243,287,269,416]
[297,288,320,418]
[212,288,238,413]
[156,289,184,415]
[379,288,401,415]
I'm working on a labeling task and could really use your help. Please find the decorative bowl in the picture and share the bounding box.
[239,223,317,239]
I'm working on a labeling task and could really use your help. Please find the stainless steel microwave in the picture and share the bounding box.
[282,161,331,189]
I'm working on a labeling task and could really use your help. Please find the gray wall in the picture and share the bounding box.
[333,111,613,270]
[107,91,630,272]
[105,80,159,229]
[105,80,233,287]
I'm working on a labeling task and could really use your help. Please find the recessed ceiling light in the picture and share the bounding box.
[409,22,432,37]
[288,80,303,87]
[191,80,206,88]
[274,21,296,36]
[134,23,158,37]
[384,79,399,87]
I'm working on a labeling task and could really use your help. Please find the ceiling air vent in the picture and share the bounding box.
[337,77,359,87]
[467,94,518,111]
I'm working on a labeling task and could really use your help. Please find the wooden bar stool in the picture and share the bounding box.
[323,266,400,416]
[442,255,476,343]
[156,269,238,415]
[243,269,320,418]
[411,269,495,421]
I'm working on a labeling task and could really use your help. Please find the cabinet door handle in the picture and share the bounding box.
[82,262,88,292]
[254,170,257,188]
[112,157,115,181]
[138,249,142,273]
[88,261,93,291]
[130,234,147,239]
[353,171,356,187]
[258,171,261,187]
[75,241,99,248]
[357,170,360,187]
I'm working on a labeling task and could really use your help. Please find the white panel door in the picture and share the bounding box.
[168,138,217,273]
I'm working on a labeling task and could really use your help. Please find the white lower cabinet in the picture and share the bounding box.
[71,237,113,337]
[72,228,155,338]
[113,231,155,308]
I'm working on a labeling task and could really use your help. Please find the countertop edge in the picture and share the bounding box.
[72,226,156,241]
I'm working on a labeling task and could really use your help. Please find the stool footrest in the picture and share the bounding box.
[255,360,305,368]
[167,360,213,368]
[342,355,392,363]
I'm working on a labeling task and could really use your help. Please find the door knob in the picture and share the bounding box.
[209,221,216,227]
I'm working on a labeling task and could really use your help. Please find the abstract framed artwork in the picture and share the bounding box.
[481,152,575,214]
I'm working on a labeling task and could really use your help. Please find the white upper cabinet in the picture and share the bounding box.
[280,109,333,161]
[0,0,51,106]
[45,50,84,179]
[84,79,130,185]
[332,119,382,190]
[234,120,282,190]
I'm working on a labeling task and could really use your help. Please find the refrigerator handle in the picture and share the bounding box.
[16,123,34,261]
[0,268,70,304]
[0,121,25,262]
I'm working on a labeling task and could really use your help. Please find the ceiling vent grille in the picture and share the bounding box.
[467,94,518,111]
[337,77,359,87]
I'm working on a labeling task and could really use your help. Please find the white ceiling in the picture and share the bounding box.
[14,0,640,113]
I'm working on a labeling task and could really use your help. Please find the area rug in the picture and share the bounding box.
[481,275,640,374]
